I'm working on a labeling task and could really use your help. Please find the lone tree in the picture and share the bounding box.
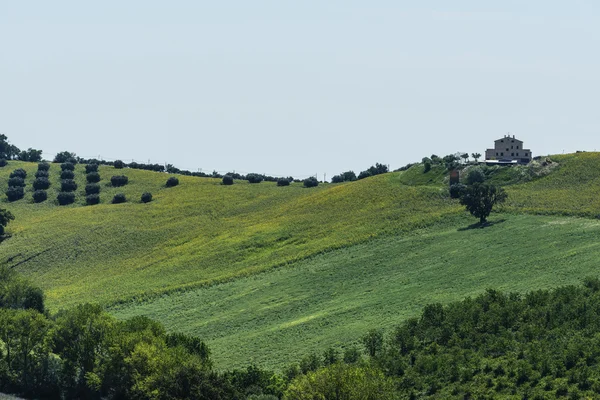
[0,208,15,235]
[471,152,482,163]
[459,183,507,224]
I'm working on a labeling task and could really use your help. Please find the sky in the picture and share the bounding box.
[1,1,600,179]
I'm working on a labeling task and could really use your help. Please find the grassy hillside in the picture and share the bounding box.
[0,161,459,309]
[4,152,600,370]
[112,213,600,369]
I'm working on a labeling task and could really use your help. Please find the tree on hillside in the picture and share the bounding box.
[0,208,15,235]
[459,183,507,224]
[471,152,482,163]
[18,148,43,162]
[461,153,469,164]
[53,151,77,164]
[0,134,20,160]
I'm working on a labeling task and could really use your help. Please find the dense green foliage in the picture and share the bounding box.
[112,193,126,204]
[165,176,180,187]
[84,164,98,174]
[110,175,128,187]
[60,179,77,192]
[32,178,50,191]
[141,192,153,203]
[32,190,48,204]
[459,183,507,223]
[222,175,234,185]
[0,208,14,235]
[303,176,318,188]
[5,187,24,202]
[86,172,100,183]
[60,162,75,172]
[56,192,75,206]
[85,194,100,206]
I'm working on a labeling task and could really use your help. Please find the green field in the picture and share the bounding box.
[4,153,600,370]
[111,213,600,369]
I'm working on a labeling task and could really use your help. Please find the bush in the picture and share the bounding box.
[85,164,99,173]
[86,172,101,183]
[60,170,75,180]
[113,160,125,169]
[112,193,126,204]
[33,177,50,190]
[86,194,100,205]
[35,170,49,178]
[222,175,234,185]
[10,168,27,179]
[85,183,100,195]
[53,151,77,164]
[303,176,319,188]
[165,177,179,187]
[57,192,75,206]
[277,178,290,187]
[449,183,466,199]
[6,186,24,202]
[141,192,153,203]
[61,179,78,192]
[424,162,432,173]
[37,162,50,171]
[0,159,7,167]
[331,175,344,183]
[111,175,129,187]
[357,171,371,180]
[32,190,47,203]
[247,173,263,184]
[60,162,75,171]
[8,177,25,187]
[466,167,486,185]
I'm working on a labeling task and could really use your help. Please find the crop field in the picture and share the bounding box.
[0,161,460,309]
[112,213,600,369]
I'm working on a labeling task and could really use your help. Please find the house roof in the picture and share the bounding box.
[495,136,523,144]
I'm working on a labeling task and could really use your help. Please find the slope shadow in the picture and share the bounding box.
[458,219,507,231]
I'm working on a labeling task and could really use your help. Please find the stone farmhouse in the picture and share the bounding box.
[485,134,532,164]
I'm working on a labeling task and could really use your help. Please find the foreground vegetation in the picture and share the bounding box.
[6,264,600,399]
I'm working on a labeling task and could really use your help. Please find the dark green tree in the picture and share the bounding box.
[471,152,482,162]
[0,208,15,235]
[459,183,507,224]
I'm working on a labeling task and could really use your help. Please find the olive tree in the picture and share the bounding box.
[0,208,15,235]
[459,183,507,224]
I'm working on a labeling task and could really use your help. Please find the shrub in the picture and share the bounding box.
[8,177,25,187]
[466,167,485,185]
[35,170,49,178]
[357,171,371,180]
[53,151,77,164]
[60,162,75,171]
[85,183,100,195]
[449,183,466,199]
[111,175,129,187]
[246,173,263,184]
[303,176,319,188]
[86,194,100,205]
[113,160,124,169]
[85,164,99,173]
[86,172,101,183]
[61,179,78,192]
[57,192,75,205]
[0,159,7,167]
[112,193,126,204]
[331,175,344,183]
[222,175,234,185]
[10,169,27,179]
[165,177,179,187]
[60,170,75,180]
[277,178,290,187]
[424,162,432,173]
[37,162,50,171]
[32,190,47,203]
[33,177,50,190]
[6,187,24,202]
[141,192,153,203]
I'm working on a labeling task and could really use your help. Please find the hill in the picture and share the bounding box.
[4,152,600,369]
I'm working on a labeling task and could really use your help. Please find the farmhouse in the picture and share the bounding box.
[485,134,532,164]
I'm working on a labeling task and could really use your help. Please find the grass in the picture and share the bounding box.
[111,213,600,370]
[4,153,600,370]
[0,161,460,309]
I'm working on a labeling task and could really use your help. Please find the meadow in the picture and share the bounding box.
[4,153,600,370]
[112,213,600,369]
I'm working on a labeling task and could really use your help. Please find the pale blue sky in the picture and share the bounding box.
[1,1,599,178]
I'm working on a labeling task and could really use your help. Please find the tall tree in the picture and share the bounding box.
[459,183,507,224]
[0,208,15,235]
[471,152,482,162]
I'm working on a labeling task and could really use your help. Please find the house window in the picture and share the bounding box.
[525,152,528,156]
[517,146,519,149]
[517,153,519,156]
[511,153,514,156]
[501,152,504,156]
[501,140,504,143]
[511,140,514,143]
[506,148,509,151]
[511,145,514,149]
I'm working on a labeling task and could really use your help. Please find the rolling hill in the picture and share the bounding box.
[3,152,600,369]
